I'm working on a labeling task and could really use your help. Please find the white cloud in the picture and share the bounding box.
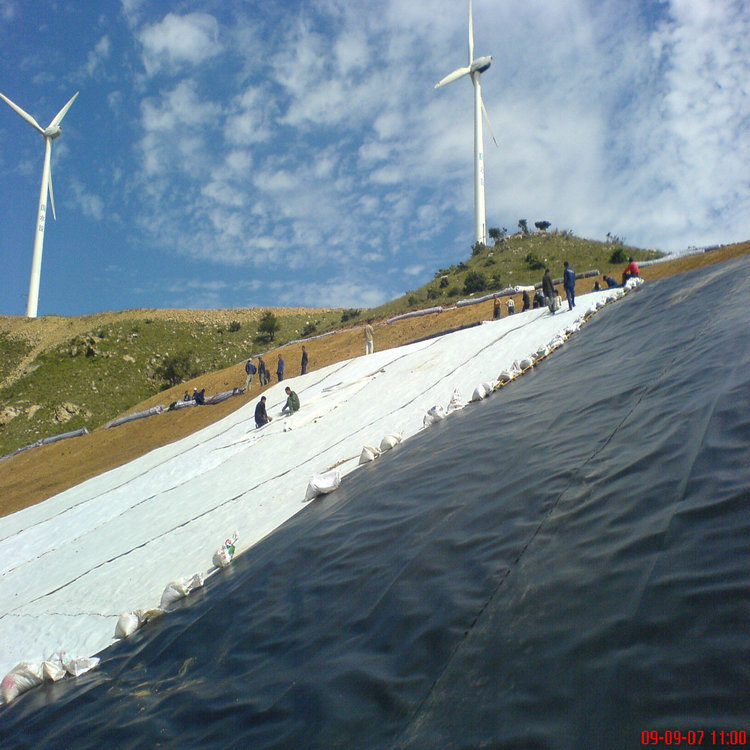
[82,35,111,78]
[139,12,223,76]
[68,179,104,221]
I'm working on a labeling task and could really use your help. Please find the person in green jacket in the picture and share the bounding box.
[282,386,300,414]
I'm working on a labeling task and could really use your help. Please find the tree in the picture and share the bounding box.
[518,219,529,234]
[488,227,502,244]
[258,311,281,341]
[535,220,551,233]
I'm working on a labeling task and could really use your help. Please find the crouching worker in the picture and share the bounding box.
[281,386,300,415]
[255,396,272,428]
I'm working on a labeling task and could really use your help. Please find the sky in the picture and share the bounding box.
[0,285,619,685]
[0,0,748,317]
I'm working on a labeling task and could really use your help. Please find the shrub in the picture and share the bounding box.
[341,309,361,323]
[439,276,450,288]
[302,322,317,337]
[525,252,545,270]
[447,286,460,297]
[609,247,628,264]
[427,287,441,300]
[463,270,488,294]
[228,320,241,332]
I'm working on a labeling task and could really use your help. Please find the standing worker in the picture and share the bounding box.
[364,322,374,355]
[276,354,285,383]
[563,261,576,311]
[300,345,308,375]
[244,357,257,391]
[542,268,556,313]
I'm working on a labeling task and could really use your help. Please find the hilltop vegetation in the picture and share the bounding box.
[0,231,659,457]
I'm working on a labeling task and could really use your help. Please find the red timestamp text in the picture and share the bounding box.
[642,730,748,746]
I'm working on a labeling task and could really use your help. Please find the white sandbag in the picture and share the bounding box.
[471,382,493,401]
[212,533,238,569]
[42,658,67,682]
[423,405,446,427]
[64,656,100,677]
[115,612,142,639]
[447,388,464,412]
[160,573,205,609]
[304,468,341,502]
[1,661,44,704]
[379,432,402,452]
[115,608,163,638]
[359,445,380,464]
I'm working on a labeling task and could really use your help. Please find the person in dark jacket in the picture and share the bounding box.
[300,345,308,375]
[522,290,531,312]
[276,355,285,382]
[244,358,257,391]
[542,269,556,312]
[254,396,271,427]
[257,356,269,386]
[563,260,576,310]
[603,274,619,288]
[193,388,205,405]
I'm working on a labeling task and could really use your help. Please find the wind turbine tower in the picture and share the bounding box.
[0,90,79,318]
[435,0,497,247]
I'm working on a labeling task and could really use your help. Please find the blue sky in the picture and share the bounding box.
[1,0,748,317]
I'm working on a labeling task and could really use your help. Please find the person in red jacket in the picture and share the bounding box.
[622,257,640,285]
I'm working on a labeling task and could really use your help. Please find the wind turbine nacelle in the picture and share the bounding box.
[44,125,63,139]
[470,56,493,75]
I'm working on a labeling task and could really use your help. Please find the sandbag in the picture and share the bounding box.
[114,608,164,639]
[379,433,402,452]
[1,661,44,704]
[304,468,341,502]
[64,656,100,677]
[42,658,67,682]
[212,533,238,569]
[115,612,142,639]
[160,573,205,609]
[447,388,464,412]
[423,405,446,427]
[471,382,493,401]
[359,445,380,464]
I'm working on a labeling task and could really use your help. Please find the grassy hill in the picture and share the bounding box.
[0,231,680,459]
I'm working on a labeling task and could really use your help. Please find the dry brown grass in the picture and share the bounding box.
[2,241,748,518]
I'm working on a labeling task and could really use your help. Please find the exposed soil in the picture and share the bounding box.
[1,241,748,518]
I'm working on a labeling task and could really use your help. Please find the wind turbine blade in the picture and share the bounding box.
[435,66,472,88]
[48,164,57,221]
[468,0,474,64]
[481,94,499,147]
[49,91,79,129]
[0,91,45,134]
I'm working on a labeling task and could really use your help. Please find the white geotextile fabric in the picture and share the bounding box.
[0,290,621,683]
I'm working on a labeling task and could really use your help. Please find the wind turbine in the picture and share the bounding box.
[0,89,79,318]
[435,0,497,247]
